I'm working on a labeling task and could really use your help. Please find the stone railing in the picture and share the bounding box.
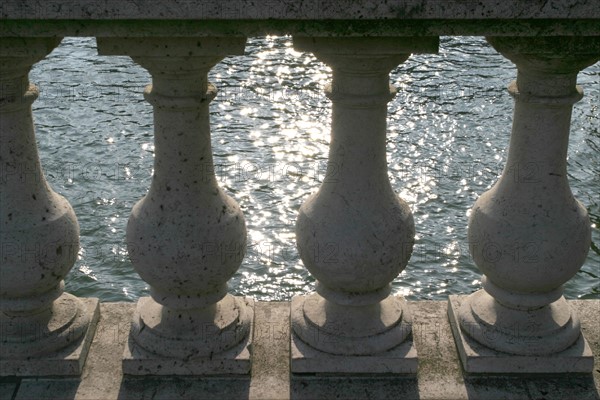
[1,0,599,380]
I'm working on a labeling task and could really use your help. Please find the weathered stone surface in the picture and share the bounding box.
[2,0,599,20]
[248,302,289,400]
[95,37,254,375]
[0,37,99,377]
[573,300,600,396]
[450,36,600,372]
[294,300,600,400]
[0,381,17,400]
[14,302,130,400]
[122,299,254,376]
[3,19,600,38]
[449,295,594,373]
[2,1,600,37]
[71,302,131,399]
[290,36,437,373]
[9,300,600,399]
[291,328,418,374]
[0,298,100,377]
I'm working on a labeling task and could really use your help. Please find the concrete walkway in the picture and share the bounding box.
[1,300,599,400]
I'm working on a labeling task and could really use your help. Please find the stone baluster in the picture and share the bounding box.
[448,36,599,373]
[97,37,252,375]
[0,38,99,376]
[290,37,438,374]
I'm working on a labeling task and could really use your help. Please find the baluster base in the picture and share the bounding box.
[122,296,254,375]
[290,294,417,374]
[448,294,593,373]
[0,297,99,376]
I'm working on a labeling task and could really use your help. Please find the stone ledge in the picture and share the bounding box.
[122,298,254,376]
[2,20,600,38]
[0,297,100,377]
[2,1,600,37]
[291,329,418,374]
[2,0,599,20]
[448,295,595,374]
[2,299,598,400]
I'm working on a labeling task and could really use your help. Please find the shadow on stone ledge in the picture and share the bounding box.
[291,375,419,400]
[464,374,599,400]
[117,376,250,400]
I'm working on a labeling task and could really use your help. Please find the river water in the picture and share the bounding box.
[29,36,599,302]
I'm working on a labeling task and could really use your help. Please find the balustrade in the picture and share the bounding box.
[96,37,253,375]
[290,36,437,373]
[0,31,597,379]
[448,36,599,374]
[0,37,99,376]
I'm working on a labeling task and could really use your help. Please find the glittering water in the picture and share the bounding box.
[29,36,599,302]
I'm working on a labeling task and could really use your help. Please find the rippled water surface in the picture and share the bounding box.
[30,36,599,302]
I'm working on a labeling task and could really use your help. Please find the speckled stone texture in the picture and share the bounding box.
[1,0,598,20]
[291,297,418,374]
[449,295,594,373]
[0,298,100,376]
[451,36,600,372]
[5,300,599,400]
[290,37,438,373]
[122,298,254,375]
[0,37,99,377]
[2,1,600,38]
[96,37,254,375]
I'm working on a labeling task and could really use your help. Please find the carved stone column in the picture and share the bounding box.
[448,36,599,373]
[0,38,99,376]
[290,37,438,374]
[97,37,252,375]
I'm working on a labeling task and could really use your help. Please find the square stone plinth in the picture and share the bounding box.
[0,297,100,377]
[447,295,594,374]
[291,331,418,374]
[122,298,254,376]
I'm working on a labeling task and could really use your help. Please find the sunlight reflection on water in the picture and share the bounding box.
[30,36,600,302]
